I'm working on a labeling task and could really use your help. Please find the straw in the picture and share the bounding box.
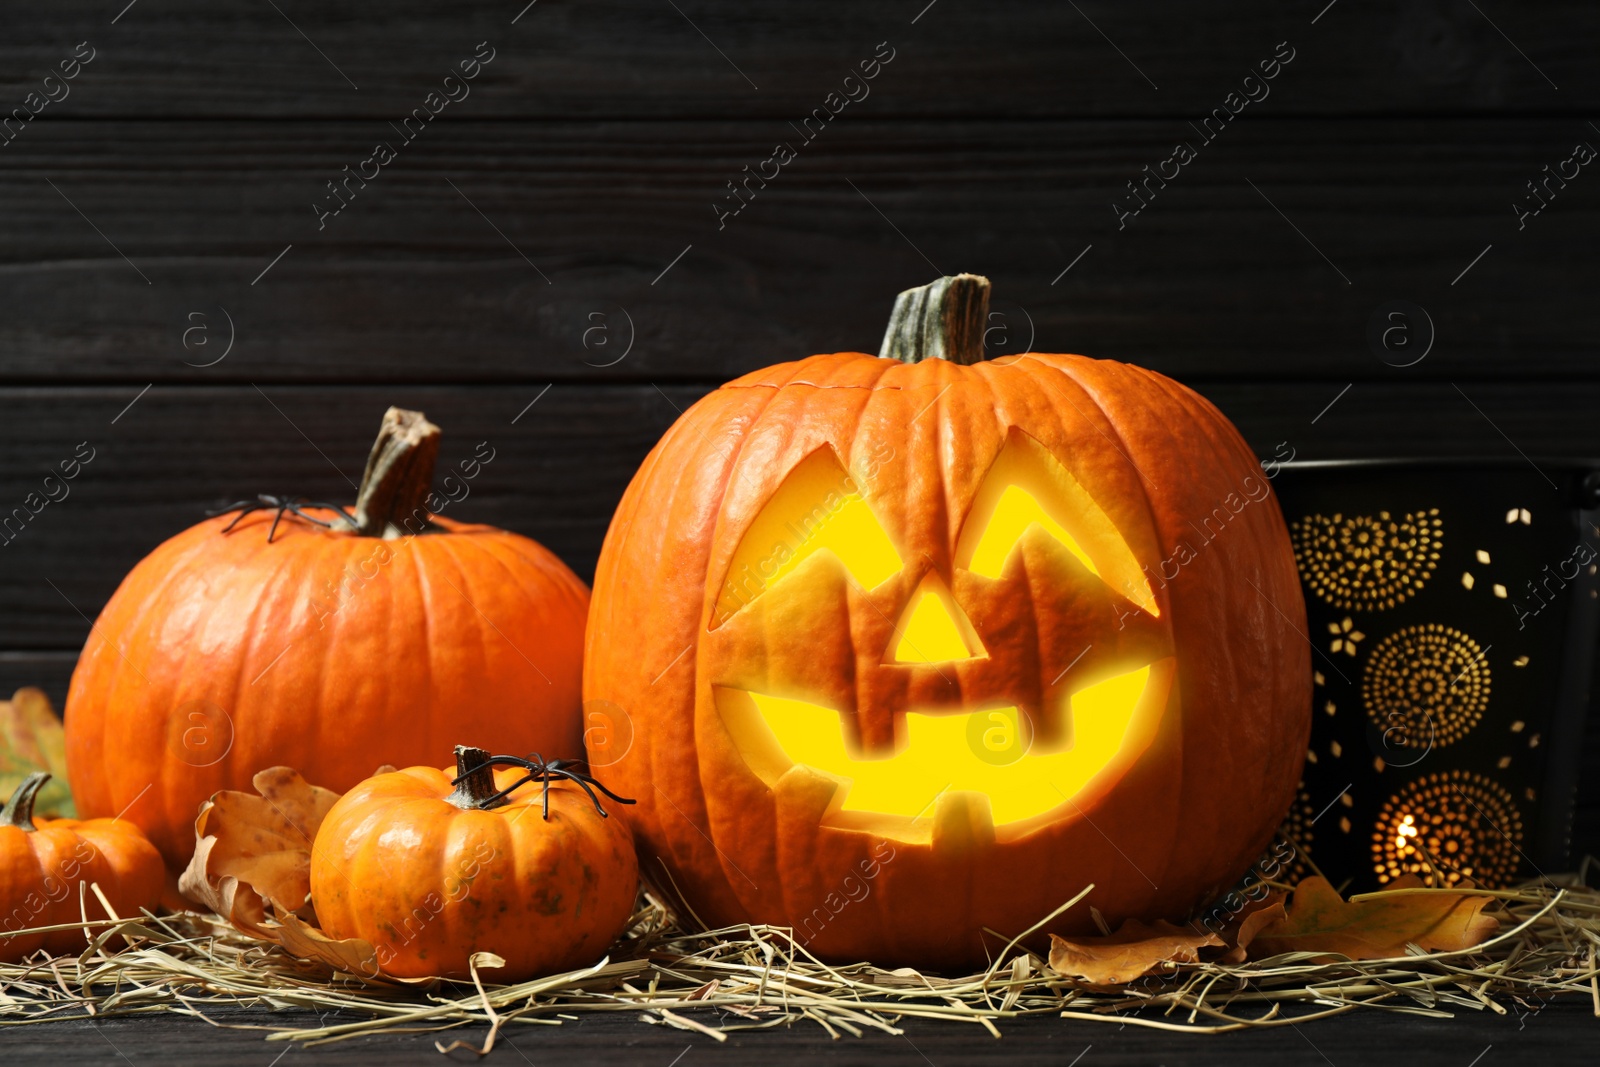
[3,867,1598,1046]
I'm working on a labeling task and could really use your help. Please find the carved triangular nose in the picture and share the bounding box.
[888,574,986,663]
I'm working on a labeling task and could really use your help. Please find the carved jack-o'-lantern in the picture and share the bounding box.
[586,276,1310,969]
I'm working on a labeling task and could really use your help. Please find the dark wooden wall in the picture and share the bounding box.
[2,2,1597,850]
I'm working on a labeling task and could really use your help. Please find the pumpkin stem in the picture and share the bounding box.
[1,771,50,831]
[353,407,442,538]
[878,273,991,365]
[445,749,637,819]
[446,746,507,810]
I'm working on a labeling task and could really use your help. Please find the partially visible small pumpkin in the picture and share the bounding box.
[309,747,639,981]
[0,772,164,961]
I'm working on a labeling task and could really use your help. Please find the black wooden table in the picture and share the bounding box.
[7,1001,1597,1065]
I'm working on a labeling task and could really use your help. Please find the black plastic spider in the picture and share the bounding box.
[208,494,357,543]
[452,752,637,820]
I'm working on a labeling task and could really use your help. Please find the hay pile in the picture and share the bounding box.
[3,868,1598,1050]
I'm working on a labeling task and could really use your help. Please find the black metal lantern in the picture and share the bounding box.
[1268,460,1600,893]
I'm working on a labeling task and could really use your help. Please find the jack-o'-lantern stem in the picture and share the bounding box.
[446,746,506,810]
[878,273,992,365]
[354,406,442,538]
[1,771,49,831]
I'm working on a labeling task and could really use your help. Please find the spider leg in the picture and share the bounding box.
[451,757,492,785]
[217,502,265,533]
[209,494,359,538]
[577,774,635,806]
[304,501,359,528]
[283,503,335,528]
[267,503,290,543]
[564,773,611,817]
[481,773,537,807]
[451,751,635,817]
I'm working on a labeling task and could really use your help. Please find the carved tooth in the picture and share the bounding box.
[774,763,844,824]
[930,790,996,853]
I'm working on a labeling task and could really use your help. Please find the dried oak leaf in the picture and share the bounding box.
[1200,889,1293,965]
[178,766,341,936]
[272,911,381,978]
[180,831,271,937]
[1221,895,1289,963]
[0,687,75,818]
[1248,875,1501,961]
[1048,919,1224,986]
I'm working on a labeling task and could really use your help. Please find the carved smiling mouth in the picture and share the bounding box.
[715,657,1173,833]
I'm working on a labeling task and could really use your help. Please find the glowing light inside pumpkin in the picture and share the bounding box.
[1395,812,1419,852]
[713,448,902,626]
[955,432,1158,616]
[967,484,1099,580]
[891,576,984,663]
[766,491,902,592]
[741,662,1163,825]
[714,431,1161,629]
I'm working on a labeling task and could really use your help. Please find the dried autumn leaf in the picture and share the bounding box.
[177,763,450,979]
[1235,902,1286,959]
[1048,919,1224,986]
[1249,875,1501,961]
[179,830,272,937]
[1201,891,1293,966]
[0,687,74,817]
[178,766,341,934]
[273,911,382,979]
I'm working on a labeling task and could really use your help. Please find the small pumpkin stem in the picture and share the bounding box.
[446,746,506,810]
[878,273,992,365]
[2,771,49,831]
[353,407,442,538]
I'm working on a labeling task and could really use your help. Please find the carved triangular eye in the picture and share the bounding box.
[712,446,901,627]
[887,574,986,663]
[954,430,1158,616]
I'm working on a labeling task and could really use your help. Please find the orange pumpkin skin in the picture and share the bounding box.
[310,761,639,981]
[1,776,165,961]
[585,350,1310,970]
[65,512,589,870]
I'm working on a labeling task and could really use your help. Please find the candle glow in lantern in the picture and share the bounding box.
[1270,460,1600,892]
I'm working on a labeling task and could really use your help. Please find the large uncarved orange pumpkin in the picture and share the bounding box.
[66,409,589,869]
[584,275,1310,970]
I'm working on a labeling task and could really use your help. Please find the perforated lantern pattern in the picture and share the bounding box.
[1363,624,1492,749]
[1291,508,1443,612]
[1371,771,1524,887]
[1269,463,1599,893]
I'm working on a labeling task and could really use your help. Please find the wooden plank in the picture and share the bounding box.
[0,119,1596,384]
[0,1,1592,119]
[5,996,1599,1064]
[0,651,75,714]
[0,384,706,649]
[1,380,1597,649]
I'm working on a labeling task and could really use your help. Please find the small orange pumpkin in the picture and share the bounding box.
[65,408,591,869]
[1,772,165,961]
[309,747,639,981]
